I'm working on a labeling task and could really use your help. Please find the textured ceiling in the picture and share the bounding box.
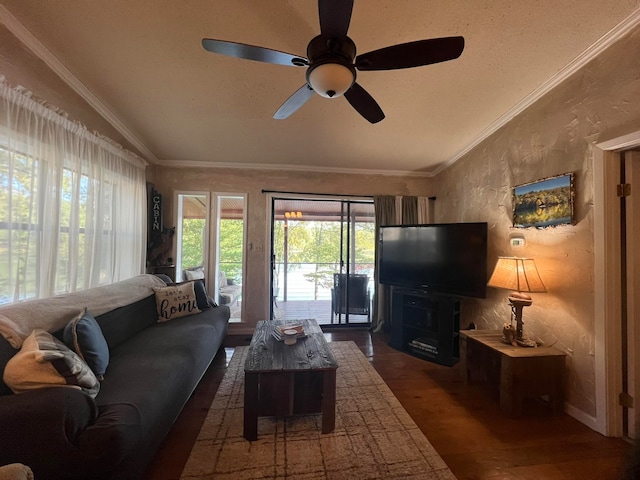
[1,1,639,175]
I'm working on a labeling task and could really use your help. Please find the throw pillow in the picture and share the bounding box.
[184,266,205,281]
[153,283,201,322]
[191,280,210,310]
[63,309,109,381]
[3,329,100,398]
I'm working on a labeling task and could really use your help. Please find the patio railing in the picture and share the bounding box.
[274,262,374,302]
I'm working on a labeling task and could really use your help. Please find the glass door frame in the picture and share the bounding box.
[174,190,247,323]
[175,191,210,283]
[212,192,247,323]
[268,193,375,326]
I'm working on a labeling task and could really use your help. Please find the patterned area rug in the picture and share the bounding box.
[180,341,455,479]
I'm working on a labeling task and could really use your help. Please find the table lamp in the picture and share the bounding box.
[487,256,546,347]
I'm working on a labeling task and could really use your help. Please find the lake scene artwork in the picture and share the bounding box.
[513,173,574,228]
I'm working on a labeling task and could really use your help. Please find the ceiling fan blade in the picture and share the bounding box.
[355,36,465,71]
[202,39,308,67]
[344,83,385,124]
[318,0,354,37]
[273,84,316,119]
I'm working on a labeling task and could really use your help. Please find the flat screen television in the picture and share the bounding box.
[379,222,488,298]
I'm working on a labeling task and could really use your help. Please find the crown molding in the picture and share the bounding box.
[432,7,640,177]
[0,5,159,163]
[153,158,434,177]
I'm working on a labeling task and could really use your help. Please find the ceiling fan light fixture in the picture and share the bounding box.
[307,63,355,98]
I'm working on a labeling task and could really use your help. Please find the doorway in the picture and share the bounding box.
[594,133,640,438]
[270,197,375,326]
[175,192,246,323]
[622,150,640,439]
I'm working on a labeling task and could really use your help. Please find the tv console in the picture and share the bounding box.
[389,287,460,366]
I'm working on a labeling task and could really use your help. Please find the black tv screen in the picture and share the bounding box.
[379,222,488,298]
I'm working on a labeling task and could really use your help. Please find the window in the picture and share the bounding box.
[0,79,147,304]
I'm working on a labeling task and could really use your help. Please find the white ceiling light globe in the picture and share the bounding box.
[307,63,355,98]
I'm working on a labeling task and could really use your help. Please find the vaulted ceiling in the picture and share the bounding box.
[1,1,639,175]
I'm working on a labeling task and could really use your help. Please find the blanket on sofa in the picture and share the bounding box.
[0,275,166,348]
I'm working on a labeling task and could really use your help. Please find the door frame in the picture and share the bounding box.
[594,131,640,436]
[266,193,375,323]
[174,190,210,283]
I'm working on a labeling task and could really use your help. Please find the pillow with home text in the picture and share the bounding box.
[153,283,201,322]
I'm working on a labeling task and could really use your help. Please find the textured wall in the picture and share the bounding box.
[152,166,432,332]
[433,26,640,417]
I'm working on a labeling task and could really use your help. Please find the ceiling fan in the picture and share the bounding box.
[202,0,464,124]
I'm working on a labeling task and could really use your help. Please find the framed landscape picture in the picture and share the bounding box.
[513,173,575,228]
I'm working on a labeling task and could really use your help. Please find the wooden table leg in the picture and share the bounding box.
[460,334,469,384]
[244,371,259,441]
[321,369,337,434]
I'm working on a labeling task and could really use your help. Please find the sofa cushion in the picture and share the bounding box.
[3,329,100,398]
[63,309,109,381]
[95,295,158,349]
[153,283,201,322]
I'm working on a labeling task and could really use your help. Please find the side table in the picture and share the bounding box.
[460,330,566,416]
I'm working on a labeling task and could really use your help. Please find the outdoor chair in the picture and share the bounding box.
[331,273,371,323]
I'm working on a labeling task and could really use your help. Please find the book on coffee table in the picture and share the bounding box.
[272,324,306,342]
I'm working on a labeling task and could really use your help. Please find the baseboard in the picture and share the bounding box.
[564,402,602,434]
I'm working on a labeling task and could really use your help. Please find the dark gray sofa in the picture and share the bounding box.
[0,275,230,479]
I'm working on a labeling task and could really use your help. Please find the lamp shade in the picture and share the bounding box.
[307,63,355,98]
[487,257,546,293]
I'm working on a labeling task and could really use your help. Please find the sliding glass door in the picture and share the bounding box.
[270,197,375,326]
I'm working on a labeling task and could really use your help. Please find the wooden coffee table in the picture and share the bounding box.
[243,318,338,441]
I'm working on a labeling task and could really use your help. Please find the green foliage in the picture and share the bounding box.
[219,219,243,283]
[181,218,205,269]
[274,218,375,299]
[180,218,244,284]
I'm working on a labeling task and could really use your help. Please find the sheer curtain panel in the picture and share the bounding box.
[372,195,396,332]
[0,78,147,303]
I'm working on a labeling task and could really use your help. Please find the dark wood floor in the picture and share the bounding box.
[143,330,633,480]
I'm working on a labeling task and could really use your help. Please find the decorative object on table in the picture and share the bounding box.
[488,256,546,347]
[502,323,517,346]
[513,172,575,228]
[283,329,298,345]
[271,324,306,342]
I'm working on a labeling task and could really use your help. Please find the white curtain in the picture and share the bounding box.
[0,78,147,304]
[418,197,433,223]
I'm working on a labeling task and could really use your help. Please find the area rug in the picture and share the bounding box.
[180,341,455,479]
